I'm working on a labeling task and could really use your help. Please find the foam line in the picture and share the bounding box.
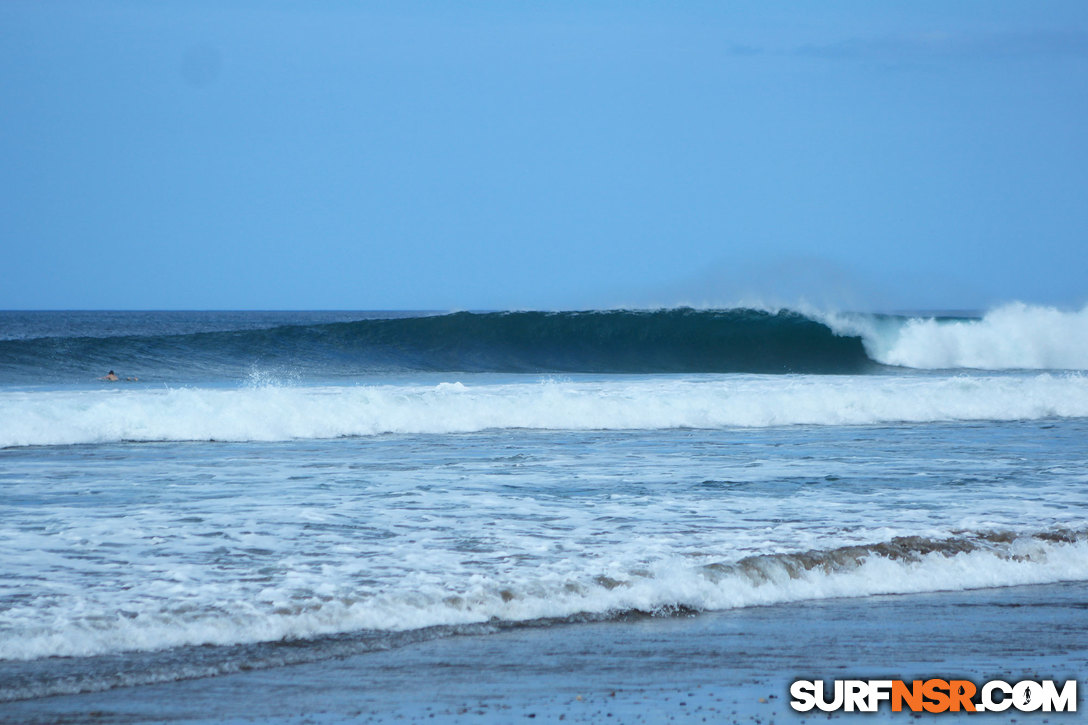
[2,532,1084,663]
[1,373,1086,447]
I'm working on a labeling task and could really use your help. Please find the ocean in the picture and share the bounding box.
[1,306,1087,717]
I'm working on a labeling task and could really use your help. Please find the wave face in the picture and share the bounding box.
[2,373,1086,447]
[0,309,874,381]
[3,304,1086,384]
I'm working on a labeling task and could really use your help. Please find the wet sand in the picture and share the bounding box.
[5,582,1087,724]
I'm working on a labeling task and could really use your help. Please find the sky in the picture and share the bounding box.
[2,1,1087,311]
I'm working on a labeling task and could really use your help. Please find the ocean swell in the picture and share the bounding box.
[2,304,1086,384]
[0,309,873,380]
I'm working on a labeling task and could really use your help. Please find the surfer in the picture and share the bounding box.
[100,370,138,381]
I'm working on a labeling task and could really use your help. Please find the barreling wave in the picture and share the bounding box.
[2,528,1085,701]
[0,309,874,381]
[2,373,1086,447]
[2,304,1085,383]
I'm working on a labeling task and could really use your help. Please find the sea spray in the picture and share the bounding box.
[822,302,1088,370]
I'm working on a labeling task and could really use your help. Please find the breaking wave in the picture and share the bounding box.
[824,302,1088,370]
[2,305,1085,384]
[2,373,1087,447]
[1,529,1085,701]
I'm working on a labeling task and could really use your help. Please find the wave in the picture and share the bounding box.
[824,302,1088,370]
[1,528,1085,701]
[1,373,1086,447]
[0,309,874,380]
[2,304,1085,383]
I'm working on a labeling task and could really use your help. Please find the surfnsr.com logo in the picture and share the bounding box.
[790,679,1077,713]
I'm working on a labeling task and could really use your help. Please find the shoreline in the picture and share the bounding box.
[5,581,1087,724]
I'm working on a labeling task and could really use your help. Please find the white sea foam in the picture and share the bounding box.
[2,535,1085,661]
[823,302,1088,370]
[1,373,1086,447]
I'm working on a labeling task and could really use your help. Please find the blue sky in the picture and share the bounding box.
[2,1,1087,311]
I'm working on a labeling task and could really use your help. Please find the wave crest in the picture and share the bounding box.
[827,303,1088,370]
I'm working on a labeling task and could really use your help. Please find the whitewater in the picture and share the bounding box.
[1,305,1086,705]
[2,373,1087,448]
[821,302,1088,370]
